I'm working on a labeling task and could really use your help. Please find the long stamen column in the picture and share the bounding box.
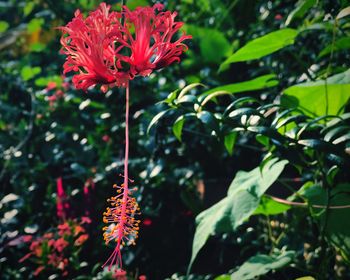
[102,84,141,271]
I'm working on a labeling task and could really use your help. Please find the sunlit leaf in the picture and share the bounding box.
[231,251,295,279]
[202,74,278,96]
[254,195,291,216]
[285,0,317,26]
[220,29,298,69]
[147,109,172,134]
[319,37,350,58]
[27,18,44,33]
[173,115,185,141]
[224,132,237,156]
[336,6,350,20]
[20,66,42,81]
[0,21,9,33]
[188,159,288,272]
[282,69,350,116]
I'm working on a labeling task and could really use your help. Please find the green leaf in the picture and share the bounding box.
[20,66,42,81]
[254,195,291,216]
[256,134,270,147]
[285,0,317,26]
[231,251,295,280]
[147,110,172,134]
[27,18,44,33]
[224,132,237,155]
[35,75,62,87]
[319,37,350,58]
[214,275,230,280]
[197,111,218,132]
[188,159,287,273]
[184,24,231,64]
[177,83,205,100]
[301,184,350,261]
[126,0,149,9]
[202,74,278,96]
[173,115,185,141]
[282,69,350,116]
[24,2,35,16]
[220,29,298,69]
[0,21,9,33]
[336,6,350,20]
[30,42,46,52]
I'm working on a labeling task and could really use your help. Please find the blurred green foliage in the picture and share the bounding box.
[0,0,350,280]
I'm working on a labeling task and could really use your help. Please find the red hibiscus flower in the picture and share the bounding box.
[59,3,191,92]
[59,3,131,92]
[122,3,191,77]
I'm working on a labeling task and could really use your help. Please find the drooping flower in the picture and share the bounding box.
[59,3,131,92]
[59,3,191,92]
[59,1,190,274]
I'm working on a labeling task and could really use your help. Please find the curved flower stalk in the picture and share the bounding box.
[59,2,191,273]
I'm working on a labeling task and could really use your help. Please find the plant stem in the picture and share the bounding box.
[124,83,130,190]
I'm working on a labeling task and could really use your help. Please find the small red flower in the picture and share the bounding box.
[275,14,283,20]
[55,238,69,253]
[102,134,111,142]
[114,269,127,280]
[74,234,89,246]
[45,81,57,91]
[58,222,71,236]
[56,177,70,220]
[80,216,92,225]
[33,266,45,276]
[143,218,152,226]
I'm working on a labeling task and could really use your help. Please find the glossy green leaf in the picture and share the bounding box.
[173,115,185,141]
[188,159,287,273]
[30,42,46,52]
[147,109,172,134]
[202,74,278,96]
[282,69,350,116]
[23,2,35,16]
[285,0,317,26]
[197,111,218,132]
[214,275,230,280]
[0,21,9,33]
[337,6,350,20]
[224,132,237,155]
[126,0,149,9]
[231,251,295,280]
[254,195,291,216]
[21,66,42,81]
[256,134,270,147]
[34,75,62,87]
[27,18,44,33]
[220,29,298,69]
[319,37,350,58]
